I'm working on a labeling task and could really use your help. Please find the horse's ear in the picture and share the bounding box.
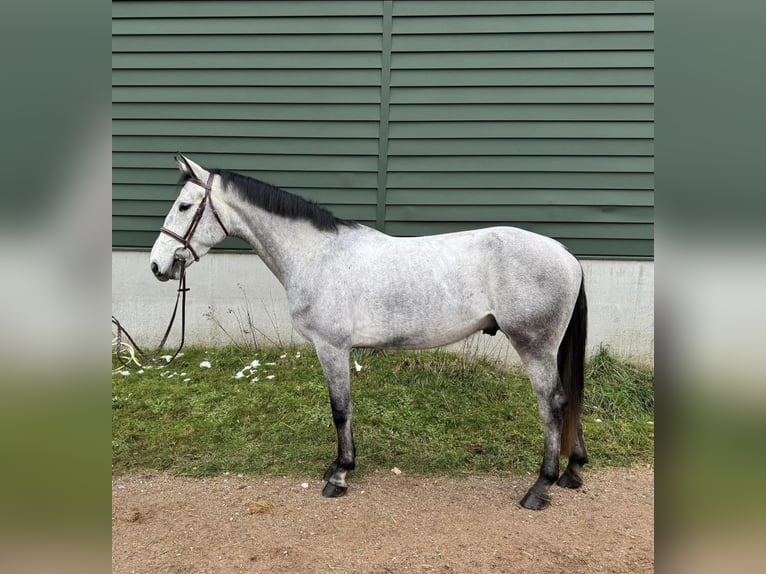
[174,153,208,181]
[175,153,193,176]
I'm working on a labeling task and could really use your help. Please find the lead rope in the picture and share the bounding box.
[112,260,189,369]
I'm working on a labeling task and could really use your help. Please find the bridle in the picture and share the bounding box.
[160,173,229,262]
[112,172,229,368]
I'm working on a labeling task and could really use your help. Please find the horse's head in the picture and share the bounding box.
[150,154,230,281]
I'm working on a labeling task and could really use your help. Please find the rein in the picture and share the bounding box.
[112,262,189,368]
[112,172,229,368]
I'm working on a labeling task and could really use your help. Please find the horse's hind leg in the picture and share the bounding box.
[315,343,355,497]
[517,350,567,510]
[558,419,588,489]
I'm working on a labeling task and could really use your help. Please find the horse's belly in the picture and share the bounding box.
[351,302,494,350]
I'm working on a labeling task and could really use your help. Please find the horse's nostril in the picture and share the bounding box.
[151,262,159,275]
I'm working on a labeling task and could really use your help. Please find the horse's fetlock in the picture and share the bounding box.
[553,392,568,411]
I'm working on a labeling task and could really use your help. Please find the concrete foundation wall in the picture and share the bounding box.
[112,252,653,366]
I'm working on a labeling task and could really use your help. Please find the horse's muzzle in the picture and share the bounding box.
[151,261,170,282]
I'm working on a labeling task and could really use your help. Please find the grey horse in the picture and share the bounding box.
[150,155,588,510]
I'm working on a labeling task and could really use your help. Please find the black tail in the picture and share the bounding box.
[557,273,587,457]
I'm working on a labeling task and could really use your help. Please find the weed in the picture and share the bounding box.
[204,284,297,350]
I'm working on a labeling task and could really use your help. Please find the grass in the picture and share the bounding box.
[112,345,653,479]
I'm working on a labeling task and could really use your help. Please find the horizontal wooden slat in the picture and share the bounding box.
[113,140,654,160]
[113,69,382,87]
[113,1,383,18]
[112,136,380,155]
[113,17,383,35]
[112,103,380,121]
[113,102,651,122]
[112,186,652,208]
[391,68,654,87]
[112,201,375,227]
[112,86,381,103]
[385,205,652,223]
[393,1,654,17]
[113,34,382,53]
[113,52,381,69]
[392,14,654,34]
[115,172,653,193]
[113,168,378,189]
[112,119,379,138]
[560,238,653,258]
[113,184,377,204]
[389,103,653,121]
[388,121,653,139]
[385,188,654,206]
[388,138,653,156]
[392,32,653,52]
[390,86,653,104]
[386,172,653,190]
[387,155,653,173]
[113,152,378,172]
[113,202,375,220]
[392,51,652,70]
[384,221,652,240]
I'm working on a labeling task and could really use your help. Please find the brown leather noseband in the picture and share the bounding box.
[160,173,229,262]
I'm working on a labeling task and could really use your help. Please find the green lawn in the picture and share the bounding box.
[112,346,653,478]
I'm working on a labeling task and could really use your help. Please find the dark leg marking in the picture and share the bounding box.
[316,344,356,498]
[557,420,588,489]
[518,353,566,510]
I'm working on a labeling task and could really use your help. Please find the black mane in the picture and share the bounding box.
[181,169,356,232]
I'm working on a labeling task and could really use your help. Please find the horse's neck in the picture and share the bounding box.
[228,203,333,285]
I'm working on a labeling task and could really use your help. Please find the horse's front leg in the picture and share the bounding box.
[315,343,355,497]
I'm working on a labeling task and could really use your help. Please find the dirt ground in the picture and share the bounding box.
[112,465,653,573]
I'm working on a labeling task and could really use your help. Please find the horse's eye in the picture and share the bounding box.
[179,203,192,212]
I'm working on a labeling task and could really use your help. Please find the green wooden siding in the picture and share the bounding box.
[112,0,654,258]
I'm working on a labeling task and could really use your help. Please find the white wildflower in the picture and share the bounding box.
[279,354,287,359]
[234,371,245,379]
[266,375,275,380]
[199,361,211,368]
[137,369,144,374]
[250,359,261,368]
[354,361,363,372]
[120,370,130,376]
[183,378,191,382]
[161,355,173,363]
[295,352,301,358]
[594,418,603,423]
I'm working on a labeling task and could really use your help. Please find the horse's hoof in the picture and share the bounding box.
[321,482,348,498]
[556,469,583,490]
[519,490,550,510]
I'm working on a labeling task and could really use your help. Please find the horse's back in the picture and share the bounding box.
[290,225,581,349]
